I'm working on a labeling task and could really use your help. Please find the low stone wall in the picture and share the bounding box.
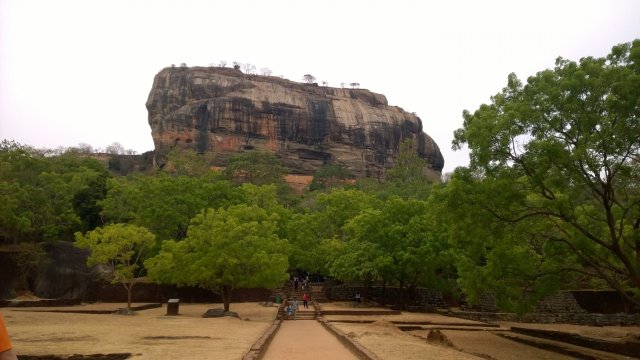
[0,298,82,308]
[317,318,380,360]
[85,282,272,304]
[327,285,446,310]
[243,319,282,360]
[442,309,640,326]
[463,291,586,314]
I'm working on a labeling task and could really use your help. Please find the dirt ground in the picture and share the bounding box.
[2,301,639,360]
[322,302,640,360]
[2,302,278,359]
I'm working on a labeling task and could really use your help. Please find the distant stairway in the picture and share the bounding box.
[277,303,317,320]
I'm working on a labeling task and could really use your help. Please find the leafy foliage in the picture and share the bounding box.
[309,164,354,191]
[145,204,290,311]
[0,142,110,243]
[74,223,155,309]
[452,39,640,309]
[100,174,243,242]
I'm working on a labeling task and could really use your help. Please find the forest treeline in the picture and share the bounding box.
[1,39,638,312]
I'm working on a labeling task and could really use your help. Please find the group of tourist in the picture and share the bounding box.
[291,275,310,291]
[283,293,311,320]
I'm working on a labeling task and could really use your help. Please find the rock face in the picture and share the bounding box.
[29,241,95,299]
[146,66,444,178]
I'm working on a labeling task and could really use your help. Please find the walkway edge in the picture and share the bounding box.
[317,317,381,360]
[243,318,283,360]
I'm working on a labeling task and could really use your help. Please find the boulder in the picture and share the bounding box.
[202,308,239,318]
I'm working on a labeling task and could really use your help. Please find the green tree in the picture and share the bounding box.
[74,224,156,310]
[432,170,571,313]
[223,151,286,186]
[386,139,427,183]
[100,174,243,242]
[0,142,110,243]
[145,205,290,312]
[163,147,216,177]
[309,164,353,191]
[342,197,454,308]
[452,39,640,309]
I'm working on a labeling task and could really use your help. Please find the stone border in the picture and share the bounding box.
[316,317,380,360]
[511,326,640,358]
[11,303,162,314]
[440,309,640,326]
[0,298,82,307]
[320,310,402,316]
[243,304,284,360]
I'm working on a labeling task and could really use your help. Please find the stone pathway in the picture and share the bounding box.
[261,320,359,360]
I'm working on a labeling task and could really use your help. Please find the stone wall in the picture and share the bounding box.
[452,290,640,325]
[327,285,447,310]
[463,291,587,314]
[444,309,640,326]
[86,282,272,303]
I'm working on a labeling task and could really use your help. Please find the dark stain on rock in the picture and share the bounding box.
[195,103,209,153]
[308,101,331,144]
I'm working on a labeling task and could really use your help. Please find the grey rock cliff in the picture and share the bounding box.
[146,66,444,178]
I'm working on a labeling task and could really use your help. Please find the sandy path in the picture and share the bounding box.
[262,320,359,360]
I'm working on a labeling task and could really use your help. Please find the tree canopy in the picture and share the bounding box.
[452,39,640,309]
[74,223,155,309]
[0,141,110,244]
[145,204,290,311]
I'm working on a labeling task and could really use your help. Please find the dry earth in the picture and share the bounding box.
[322,302,640,360]
[2,301,639,359]
[3,302,278,359]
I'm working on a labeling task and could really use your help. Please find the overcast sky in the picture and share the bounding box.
[1,0,639,174]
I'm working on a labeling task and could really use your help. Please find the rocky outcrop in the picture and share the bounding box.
[29,241,95,299]
[146,66,444,178]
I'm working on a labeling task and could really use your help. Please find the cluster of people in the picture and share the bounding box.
[291,275,310,291]
[283,293,311,320]
[283,298,299,320]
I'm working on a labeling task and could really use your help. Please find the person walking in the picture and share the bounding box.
[292,298,299,320]
[0,313,17,360]
[302,293,310,309]
[283,299,291,320]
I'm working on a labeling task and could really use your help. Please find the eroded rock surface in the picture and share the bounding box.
[146,66,444,178]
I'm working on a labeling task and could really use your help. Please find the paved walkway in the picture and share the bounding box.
[261,320,359,360]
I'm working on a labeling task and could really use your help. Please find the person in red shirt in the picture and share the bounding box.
[302,293,310,309]
[0,314,17,360]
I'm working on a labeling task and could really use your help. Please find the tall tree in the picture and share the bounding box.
[0,143,109,243]
[223,151,286,186]
[286,189,379,274]
[74,224,155,310]
[100,174,243,242]
[452,39,640,309]
[145,205,290,311]
[342,197,454,308]
[309,164,354,191]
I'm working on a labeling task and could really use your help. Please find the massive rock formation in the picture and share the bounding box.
[146,66,444,178]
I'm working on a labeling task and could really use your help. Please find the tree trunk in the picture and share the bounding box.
[222,285,232,312]
[123,281,135,310]
[381,279,386,306]
[363,278,371,301]
[397,279,405,310]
